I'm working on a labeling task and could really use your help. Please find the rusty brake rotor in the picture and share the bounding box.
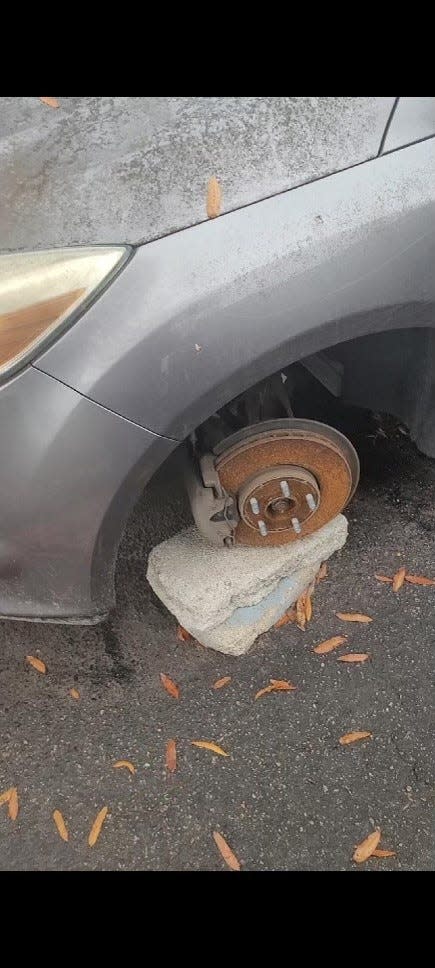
[214,419,359,546]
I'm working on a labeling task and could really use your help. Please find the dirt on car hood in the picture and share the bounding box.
[0,97,394,251]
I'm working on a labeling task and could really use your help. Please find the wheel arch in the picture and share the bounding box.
[178,301,435,444]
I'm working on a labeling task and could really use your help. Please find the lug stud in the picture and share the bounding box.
[280,480,291,498]
[258,520,268,537]
[249,497,260,515]
[306,493,317,511]
[291,517,301,534]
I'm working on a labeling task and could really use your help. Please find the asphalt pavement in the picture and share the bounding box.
[0,414,434,870]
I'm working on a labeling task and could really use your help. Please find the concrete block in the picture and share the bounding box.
[147,515,348,655]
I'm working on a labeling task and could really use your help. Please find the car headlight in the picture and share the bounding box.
[0,246,129,378]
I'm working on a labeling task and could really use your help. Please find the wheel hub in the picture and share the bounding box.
[214,418,359,546]
[238,464,320,534]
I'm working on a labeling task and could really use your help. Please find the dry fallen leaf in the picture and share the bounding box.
[296,595,306,630]
[8,788,19,821]
[160,673,180,699]
[271,678,296,690]
[337,653,370,664]
[336,612,373,623]
[353,828,381,863]
[39,97,59,108]
[0,788,13,807]
[69,687,80,700]
[213,676,232,690]
[339,730,372,745]
[113,760,136,775]
[313,635,347,655]
[316,562,328,582]
[53,809,69,842]
[372,847,396,858]
[255,679,296,699]
[213,831,241,871]
[165,739,177,773]
[392,566,406,592]
[405,574,435,586]
[274,609,297,629]
[375,574,393,583]
[254,684,274,699]
[26,655,47,674]
[88,806,108,847]
[304,591,313,623]
[191,740,229,757]
[176,625,192,642]
[206,176,221,218]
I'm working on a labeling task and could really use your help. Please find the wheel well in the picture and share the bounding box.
[115,325,435,590]
[192,326,435,460]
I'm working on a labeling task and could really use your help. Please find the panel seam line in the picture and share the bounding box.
[31,364,180,442]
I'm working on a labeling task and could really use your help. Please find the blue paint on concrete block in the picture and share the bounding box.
[227,574,302,628]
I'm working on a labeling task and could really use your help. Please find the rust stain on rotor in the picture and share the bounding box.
[216,433,353,547]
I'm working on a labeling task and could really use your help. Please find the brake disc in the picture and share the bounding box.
[213,418,359,547]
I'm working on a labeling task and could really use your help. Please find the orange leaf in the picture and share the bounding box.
[160,673,180,699]
[392,566,406,592]
[339,730,372,745]
[405,574,435,586]
[316,562,328,582]
[213,676,232,689]
[269,679,297,690]
[213,831,241,871]
[274,609,297,629]
[313,635,347,655]
[88,806,108,847]
[53,809,69,842]
[304,591,313,623]
[375,574,393,583]
[165,739,177,773]
[8,788,19,821]
[353,829,381,863]
[113,760,136,775]
[338,653,370,664]
[176,624,192,642]
[336,612,372,623]
[254,684,274,699]
[206,176,221,218]
[0,788,13,807]
[69,687,80,700]
[372,848,396,858]
[255,679,296,699]
[39,97,59,108]
[191,740,229,757]
[26,655,47,674]
[296,595,306,630]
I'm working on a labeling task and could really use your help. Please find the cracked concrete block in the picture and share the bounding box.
[147,515,348,655]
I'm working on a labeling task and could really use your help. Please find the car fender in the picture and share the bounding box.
[36,137,435,443]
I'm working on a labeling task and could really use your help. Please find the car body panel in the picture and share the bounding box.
[0,366,176,620]
[2,97,435,623]
[382,97,435,152]
[0,97,394,250]
[37,137,435,445]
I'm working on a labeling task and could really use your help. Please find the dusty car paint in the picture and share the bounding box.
[1,97,435,623]
[37,138,435,445]
[0,97,394,250]
[382,97,435,152]
[0,367,176,620]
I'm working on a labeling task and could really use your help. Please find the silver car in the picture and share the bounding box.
[1,96,434,624]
